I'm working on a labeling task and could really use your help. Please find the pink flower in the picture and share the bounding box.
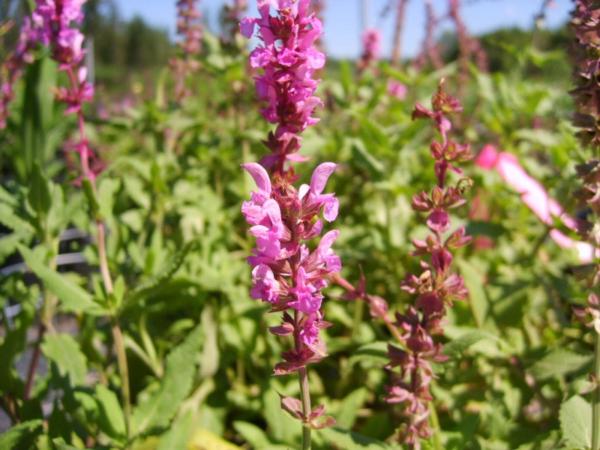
[388,81,473,448]
[241,160,340,369]
[241,0,325,171]
[388,80,407,100]
[361,28,381,66]
[475,145,596,262]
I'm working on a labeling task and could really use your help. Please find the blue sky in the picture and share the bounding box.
[115,0,572,58]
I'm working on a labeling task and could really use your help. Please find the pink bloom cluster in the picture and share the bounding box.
[0,19,38,128]
[448,0,488,77]
[1,0,93,128]
[242,162,340,373]
[33,0,87,69]
[572,1,600,147]
[359,28,381,71]
[385,82,472,449]
[23,0,94,116]
[176,0,203,56]
[170,0,203,101]
[27,0,99,182]
[476,145,597,262]
[413,0,443,71]
[388,80,407,100]
[240,0,325,172]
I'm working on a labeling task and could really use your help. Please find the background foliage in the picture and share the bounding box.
[0,1,593,449]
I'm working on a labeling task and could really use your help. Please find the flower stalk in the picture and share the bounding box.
[170,0,203,102]
[27,0,131,435]
[240,1,338,445]
[571,2,600,448]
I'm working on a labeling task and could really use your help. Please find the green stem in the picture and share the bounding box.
[97,221,131,437]
[112,321,131,436]
[593,330,600,450]
[298,367,312,450]
[429,402,443,450]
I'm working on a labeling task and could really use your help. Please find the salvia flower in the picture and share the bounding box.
[240,0,337,434]
[448,0,488,80]
[571,0,600,148]
[242,161,340,368]
[388,80,407,100]
[240,0,325,173]
[413,0,443,71]
[386,80,472,449]
[0,18,39,129]
[26,0,99,182]
[476,145,597,263]
[571,5,600,449]
[170,0,203,101]
[359,28,382,72]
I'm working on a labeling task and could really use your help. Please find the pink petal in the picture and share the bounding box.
[310,162,336,195]
[242,162,271,194]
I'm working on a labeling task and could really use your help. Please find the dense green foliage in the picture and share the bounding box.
[0,7,596,450]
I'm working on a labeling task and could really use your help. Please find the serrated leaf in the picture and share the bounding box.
[337,388,368,429]
[0,420,43,449]
[0,204,35,234]
[157,410,194,450]
[41,333,87,385]
[318,427,398,449]
[457,260,489,328]
[28,162,52,218]
[96,384,126,440]
[530,349,591,381]
[444,330,499,358]
[127,240,198,304]
[17,244,106,315]
[560,395,591,449]
[131,324,203,435]
[349,341,388,367]
[98,178,120,220]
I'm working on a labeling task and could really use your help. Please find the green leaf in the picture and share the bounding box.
[350,138,385,175]
[131,324,203,435]
[127,240,198,304]
[337,388,368,429]
[200,306,219,379]
[98,178,121,220]
[0,203,35,234]
[349,341,388,367]
[17,244,106,315]
[530,349,591,381]
[20,57,57,179]
[457,260,489,328]
[95,384,127,440]
[157,411,195,450]
[318,427,399,450]
[560,395,591,449]
[233,422,288,450]
[41,333,87,385]
[444,330,499,358]
[82,178,100,218]
[0,420,43,449]
[28,162,52,217]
